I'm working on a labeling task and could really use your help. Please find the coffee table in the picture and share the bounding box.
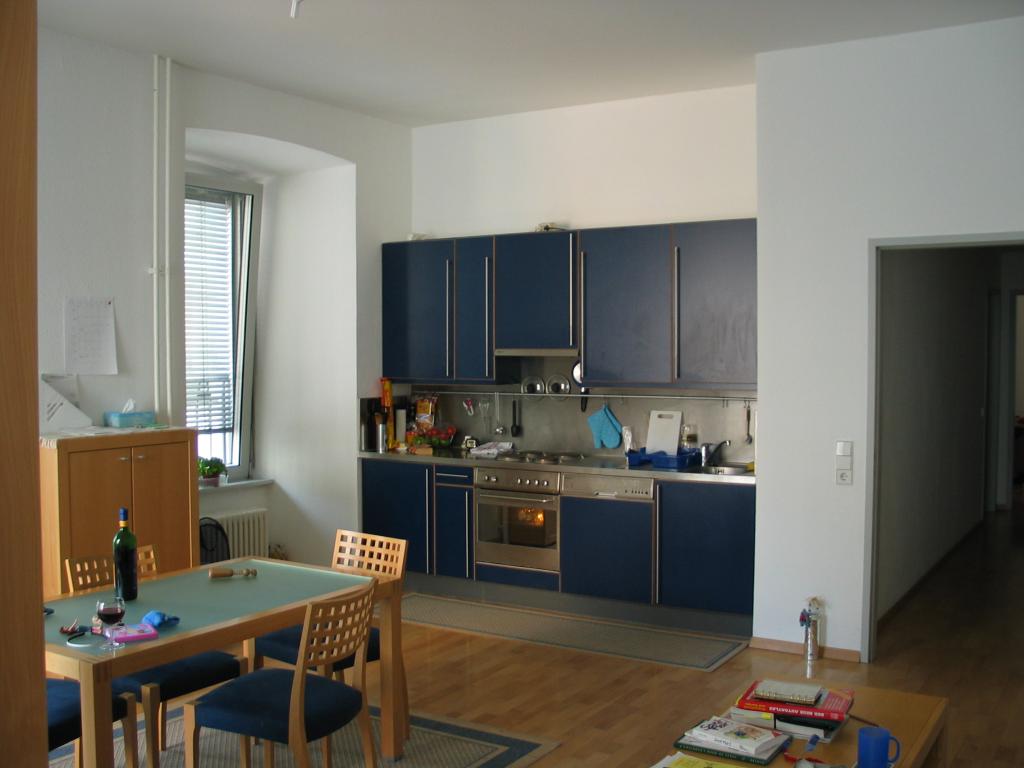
[44,557,407,767]
[676,683,948,767]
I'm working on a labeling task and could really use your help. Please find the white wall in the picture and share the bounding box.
[875,248,993,616]
[255,166,359,563]
[756,17,1024,655]
[38,29,156,420]
[412,86,756,235]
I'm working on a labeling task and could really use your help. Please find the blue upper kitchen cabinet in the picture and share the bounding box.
[382,240,453,381]
[361,459,433,574]
[560,496,653,603]
[578,224,675,385]
[453,236,494,381]
[673,219,757,389]
[494,231,576,353]
[657,481,755,614]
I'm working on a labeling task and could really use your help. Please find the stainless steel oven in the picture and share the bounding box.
[474,467,561,572]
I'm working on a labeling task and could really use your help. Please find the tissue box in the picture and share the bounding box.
[104,411,156,428]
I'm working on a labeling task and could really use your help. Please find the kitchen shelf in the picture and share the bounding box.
[409,387,756,404]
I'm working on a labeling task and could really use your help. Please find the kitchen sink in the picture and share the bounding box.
[701,464,751,475]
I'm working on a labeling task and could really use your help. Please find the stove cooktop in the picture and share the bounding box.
[496,451,587,465]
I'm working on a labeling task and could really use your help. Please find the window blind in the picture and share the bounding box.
[184,190,236,437]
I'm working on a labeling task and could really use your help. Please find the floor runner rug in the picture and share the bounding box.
[402,593,747,672]
[49,706,558,767]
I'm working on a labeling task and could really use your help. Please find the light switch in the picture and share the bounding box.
[836,455,853,470]
[836,441,853,456]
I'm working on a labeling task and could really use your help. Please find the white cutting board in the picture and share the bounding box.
[646,410,682,454]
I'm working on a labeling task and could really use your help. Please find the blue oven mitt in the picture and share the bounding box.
[141,610,180,628]
[587,404,623,449]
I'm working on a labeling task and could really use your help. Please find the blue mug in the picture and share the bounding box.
[857,725,901,768]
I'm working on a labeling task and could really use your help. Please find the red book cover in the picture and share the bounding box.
[736,680,853,722]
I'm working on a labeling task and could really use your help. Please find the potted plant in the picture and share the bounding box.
[197,457,228,488]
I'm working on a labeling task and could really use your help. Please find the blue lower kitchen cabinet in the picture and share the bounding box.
[361,459,432,573]
[560,496,653,603]
[657,482,755,614]
[434,482,473,579]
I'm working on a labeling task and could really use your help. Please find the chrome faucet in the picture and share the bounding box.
[700,440,731,467]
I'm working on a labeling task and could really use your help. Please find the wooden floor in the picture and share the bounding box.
[370,503,1024,767]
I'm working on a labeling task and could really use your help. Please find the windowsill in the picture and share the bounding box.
[198,478,274,494]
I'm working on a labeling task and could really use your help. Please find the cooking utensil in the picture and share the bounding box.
[510,400,522,436]
[646,410,682,455]
[571,359,589,412]
[521,376,544,395]
[745,404,753,444]
[546,374,571,399]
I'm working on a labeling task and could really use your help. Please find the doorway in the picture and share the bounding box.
[869,241,1024,660]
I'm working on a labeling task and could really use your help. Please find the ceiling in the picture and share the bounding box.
[40,0,1024,126]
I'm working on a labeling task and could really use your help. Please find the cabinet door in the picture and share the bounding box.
[361,460,432,573]
[579,225,674,384]
[560,496,653,603]
[494,231,575,351]
[68,447,133,560]
[434,484,473,578]
[453,236,494,381]
[658,482,755,614]
[382,240,453,381]
[131,441,193,573]
[674,219,757,389]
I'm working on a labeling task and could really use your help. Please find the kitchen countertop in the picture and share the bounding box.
[358,450,756,485]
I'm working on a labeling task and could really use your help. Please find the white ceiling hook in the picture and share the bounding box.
[289,0,303,19]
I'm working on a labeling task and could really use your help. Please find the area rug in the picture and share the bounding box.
[49,706,557,767]
[402,593,746,672]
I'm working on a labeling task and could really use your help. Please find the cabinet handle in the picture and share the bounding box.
[655,485,661,604]
[484,254,491,377]
[436,471,468,480]
[445,259,452,378]
[568,233,574,347]
[672,245,680,381]
[424,469,431,571]
[579,249,586,377]
[118,455,130,462]
[464,490,470,579]
[135,454,146,460]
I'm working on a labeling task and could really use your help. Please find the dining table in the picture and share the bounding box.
[44,557,407,767]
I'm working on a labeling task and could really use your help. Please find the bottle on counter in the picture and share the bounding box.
[113,507,138,601]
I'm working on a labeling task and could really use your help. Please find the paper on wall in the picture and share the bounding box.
[39,378,92,433]
[64,296,118,375]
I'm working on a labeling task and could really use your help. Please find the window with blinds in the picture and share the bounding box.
[184,185,255,469]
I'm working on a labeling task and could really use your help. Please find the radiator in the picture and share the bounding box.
[210,508,268,558]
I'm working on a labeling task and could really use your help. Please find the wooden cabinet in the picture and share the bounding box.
[657,481,755,614]
[560,496,653,603]
[674,218,757,389]
[40,429,200,596]
[433,470,473,579]
[361,458,432,573]
[578,225,675,385]
[494,231,576,353]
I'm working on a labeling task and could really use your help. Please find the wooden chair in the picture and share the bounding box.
[185,581,378,768]
[64,550,243,768]
[255,530,409,733]
[137,544,158,580]
[65,554,115,592]
[47,679,139,768]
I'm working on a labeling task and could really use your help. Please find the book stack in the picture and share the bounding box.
[731,679,854,744]
[673,715,791,765]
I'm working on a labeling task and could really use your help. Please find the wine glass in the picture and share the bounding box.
[95,596,126,651]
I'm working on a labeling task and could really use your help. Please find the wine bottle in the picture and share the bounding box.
[113,507,138,601]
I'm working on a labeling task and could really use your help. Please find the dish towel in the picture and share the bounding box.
[587,404,622,449]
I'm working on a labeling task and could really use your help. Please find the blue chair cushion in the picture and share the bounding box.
[256,626,380,671]
[194,668,362,743]
[47,679,128,752]
[111,651,240,701]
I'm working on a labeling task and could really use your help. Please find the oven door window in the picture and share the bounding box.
[476,492,559,571]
